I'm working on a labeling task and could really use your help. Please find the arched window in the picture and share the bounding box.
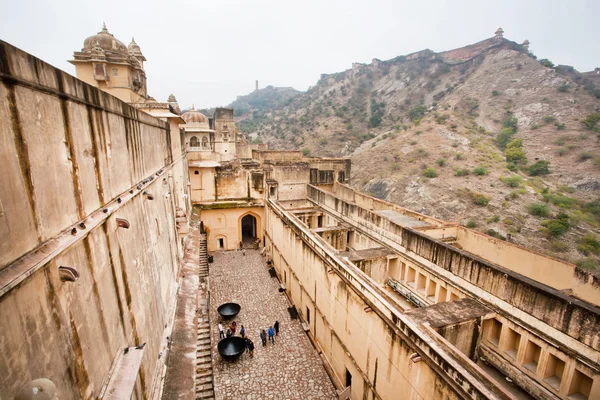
[201,136,209,149]
[190,136,200,147]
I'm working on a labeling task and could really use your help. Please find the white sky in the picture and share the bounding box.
[1,0,598,109]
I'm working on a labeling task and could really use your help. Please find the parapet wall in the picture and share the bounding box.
[307,184,600,358]
[0,40,184,398]
[454,226,599,302]
[265,200,511,400]
[252,149,303,162]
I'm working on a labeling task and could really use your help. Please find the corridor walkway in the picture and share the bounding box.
[209,249,337,400]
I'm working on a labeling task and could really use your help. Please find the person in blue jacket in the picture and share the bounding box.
[267,326,275,344]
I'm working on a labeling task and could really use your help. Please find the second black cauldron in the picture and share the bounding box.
[217,337,246,361]
[217,303,241,319]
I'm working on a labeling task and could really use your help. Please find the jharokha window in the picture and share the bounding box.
[201,136,209,149]
[190,136,200,147]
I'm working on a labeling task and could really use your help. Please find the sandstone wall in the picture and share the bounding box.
[264,201,509,400]
[306,184,600,375]
[0,40,186,398]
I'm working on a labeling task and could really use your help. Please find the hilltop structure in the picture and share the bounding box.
[0,27,599,400]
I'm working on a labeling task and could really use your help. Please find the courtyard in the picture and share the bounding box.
[209,249,337,400]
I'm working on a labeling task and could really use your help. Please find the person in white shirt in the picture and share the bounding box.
[218,322,225,339]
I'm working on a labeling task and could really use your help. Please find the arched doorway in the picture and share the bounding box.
[241,214,257,247]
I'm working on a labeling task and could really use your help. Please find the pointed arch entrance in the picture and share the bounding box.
[241,214,257,246]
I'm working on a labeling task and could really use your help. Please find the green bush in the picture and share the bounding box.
[435,114,449,124]
[543,213,570,237]
[455,152,465,160]
[497,127,515,149]
[486,229,506,240]
[581,113,600,131]
[423,167,438,178]
[505,140,528,164]
[540,59,555,68]
[556,123,565,130]
[500,175,522,187]
[473,193,490,206]
[503,116,519,132]
[550,241,569,252]
[491,90,500,96]
[528,160,550,176]
[473,167,488,176]
[584,199,600,217]
[436,158,446,167]
[455,168,470,176]
[368,114,382,128]
[578,152,593,162]
[555,147,569,156]
[408,105,427,122]
[543,193,578,208]
[543,116,557,125]
[554,136,568,146]
[466,220,478,228]
[487,215,500,223]
[302,148,310,156]
[557,84,570,93]
[528,203,549,217]
[319,138,328,145]
[575,258,598,271]
[577,233,600,256]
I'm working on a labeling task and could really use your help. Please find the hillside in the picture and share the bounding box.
[236,32,600,271]
[194,85,301,135]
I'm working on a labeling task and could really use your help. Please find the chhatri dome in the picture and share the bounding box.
[182,106,208,124]
[128,37,146,61]
[82,23,128,56]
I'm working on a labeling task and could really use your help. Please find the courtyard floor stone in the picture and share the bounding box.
[209,249,337,400]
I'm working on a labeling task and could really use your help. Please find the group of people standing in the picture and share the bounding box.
[259,321,279,346]
[218,320,281,358]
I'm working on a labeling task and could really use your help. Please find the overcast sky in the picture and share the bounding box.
[1,0,598,109]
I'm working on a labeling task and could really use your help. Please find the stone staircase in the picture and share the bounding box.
[199,235,209,277]
[195,234,215,400]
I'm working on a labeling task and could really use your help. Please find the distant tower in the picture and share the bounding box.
[522,39,530,51]
[255,80,259,91]
[494,27,504,42]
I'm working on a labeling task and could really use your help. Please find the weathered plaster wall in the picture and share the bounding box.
[307,185,600,356]
[200,207,264,252]
[455,226,599,303]
[215,162,264,200]
[0,40,185,398]
[269,162,310,201]
[264,201,512,400]
[71,62,146,103]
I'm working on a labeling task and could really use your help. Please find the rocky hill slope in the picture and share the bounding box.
[237,33,600,271]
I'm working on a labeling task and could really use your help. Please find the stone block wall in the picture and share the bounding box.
[0,40,186,398]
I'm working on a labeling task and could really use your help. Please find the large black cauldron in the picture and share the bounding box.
[217,337,246,361]
[217,303,241,319]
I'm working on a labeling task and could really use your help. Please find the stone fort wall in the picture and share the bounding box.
[0,40,186,398]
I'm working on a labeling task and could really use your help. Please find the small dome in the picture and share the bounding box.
[168,94,177,103]
[83,23,128,56]
[182,106,208,124]
[522,39,530,45]
[128,37,146,61]
[495,27,504,36]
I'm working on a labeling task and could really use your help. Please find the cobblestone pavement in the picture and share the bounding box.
[209,249,337,400]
